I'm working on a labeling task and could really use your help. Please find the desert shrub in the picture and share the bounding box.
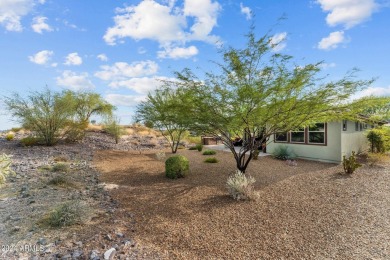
[226,170,259,201]
[165,155,189,179]
[202,150,216,155]
[252,150,259,160]
[103,116,126,144]
[53,156,69,162]
[342,151,362,174]
[155,151,166,161]
[20,136,39,147]
[51,163,70,172]
[10,127,22,132]
[184,135,202,144]
[367,127,390,153]
[273,146,295,160]
[196,144,203,152]
[204,157,218,163]
[47,175,70,186]
[46,201,85,227]
[188,146,198,150]
[367,153,389,167]
[5,133,14,141]
[0,153,15,185]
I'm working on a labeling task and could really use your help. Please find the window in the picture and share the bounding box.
[308,123,325,144]
[342,120,347,131]
[290,127,305,143]
[355,122,359,131]
[360,123,363,131]
[275,132,288,142]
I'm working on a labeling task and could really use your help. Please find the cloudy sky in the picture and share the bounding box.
[0,0,389,129]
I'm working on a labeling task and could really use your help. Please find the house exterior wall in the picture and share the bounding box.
[340,120,369,157]
[267,122,342,163]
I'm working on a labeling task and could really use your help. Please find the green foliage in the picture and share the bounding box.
[367,152,389,167]
[135,86,194,153]
[51,163,70,172]
[0,153,15,185]
[202,150,216,155]
[5,133,14,141]
[196,144,203,152]
[103,116,125,144]
[183,135,201,144]
[188,146,198,150]
[204,157,218,163]
[367,127,390,153]
[226,170,259,201]
[165,155,189,179]
[10,127,22,132]
[46,201,85,227]
[171,27,374,173]
[273,146,296,160]
[20,136,39,147]
[3,89,115,146]
[342,151,362,174]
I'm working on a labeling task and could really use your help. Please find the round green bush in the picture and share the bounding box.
[204,157,218,163]
[165,155,189,179]
[202,150,216,155]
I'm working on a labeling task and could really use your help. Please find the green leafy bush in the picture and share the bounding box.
[342,151,362,174]
[202,150,216,155]
[20,136,39,147]
[51,163,70,172]
[0,153,15,185]
[204,157,218,163]
[367,127,390,153]
[5,133,14,141]
[226,170,259,201]
[196,144,203,152]
[10,127,22,132]
[188,146,198,150]
[103,116,126,144]
[165,155,189,179]
[273,146,296,160]
[46,201,85,227]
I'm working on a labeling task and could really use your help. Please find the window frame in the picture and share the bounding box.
[273,123,327,146]
[290,127,306,144]
[308,123,326,145]
[274,132,289,143]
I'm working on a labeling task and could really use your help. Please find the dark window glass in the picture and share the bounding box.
[309,132,325,144]
[309,123,325,132]
[342,120,347,131]
[355,122,359,131]
[291,132,305,143]
[275,132,288,142]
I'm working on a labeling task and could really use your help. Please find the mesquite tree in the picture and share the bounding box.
[173,30,374,173]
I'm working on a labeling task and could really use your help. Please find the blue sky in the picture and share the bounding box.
[0,0,389,130]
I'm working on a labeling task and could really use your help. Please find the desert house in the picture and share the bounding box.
[267,120,374,163]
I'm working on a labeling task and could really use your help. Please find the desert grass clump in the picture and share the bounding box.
[47,175,72,186]
[273,146,295,160]
[202,150,216,155]
[20,136,39,147]
[5,133,14,141]
[204,157,218,163]
[367,152,389,167]
[53,155,69,162]
[342,151,362,174]
[46,201,85,227]
[155,151,166,161]
[0,153,15,185]
[226,170,259,201]
[10,127,22,132]
[165,155,189,179]
[51,163,70,172]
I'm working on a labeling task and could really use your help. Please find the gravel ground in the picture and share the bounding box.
[94,148,390,260]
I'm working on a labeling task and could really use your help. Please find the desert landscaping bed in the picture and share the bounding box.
[94,148,390,259]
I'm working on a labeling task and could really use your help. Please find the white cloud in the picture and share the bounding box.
[317,0,378,29]
[107,76,173,95]
[97,54,108,62]
[56,70,95,91]
[317,30,346,50]
[157,45,198,59]
[28,50,53,65]
[95,60,159,81]
[105,94,146,107]
[64,52,83,66]
[0,0,45,32]
[270,32,287,52]
[31,16,52,34]
[353,86,390,99]
[103,0,220,59]
[240,3,252,20]
[319,62,336,69]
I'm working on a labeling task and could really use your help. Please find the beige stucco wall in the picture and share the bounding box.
[267,122,342,163]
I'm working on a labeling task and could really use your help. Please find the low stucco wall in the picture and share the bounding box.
[267,122,342,163]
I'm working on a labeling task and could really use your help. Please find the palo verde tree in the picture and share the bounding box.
[174,29,374,173]
[135,85,194,153]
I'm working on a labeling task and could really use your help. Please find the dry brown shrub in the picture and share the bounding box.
[86,124,103,132]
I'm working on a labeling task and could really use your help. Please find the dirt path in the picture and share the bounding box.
[93,149,390,259]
